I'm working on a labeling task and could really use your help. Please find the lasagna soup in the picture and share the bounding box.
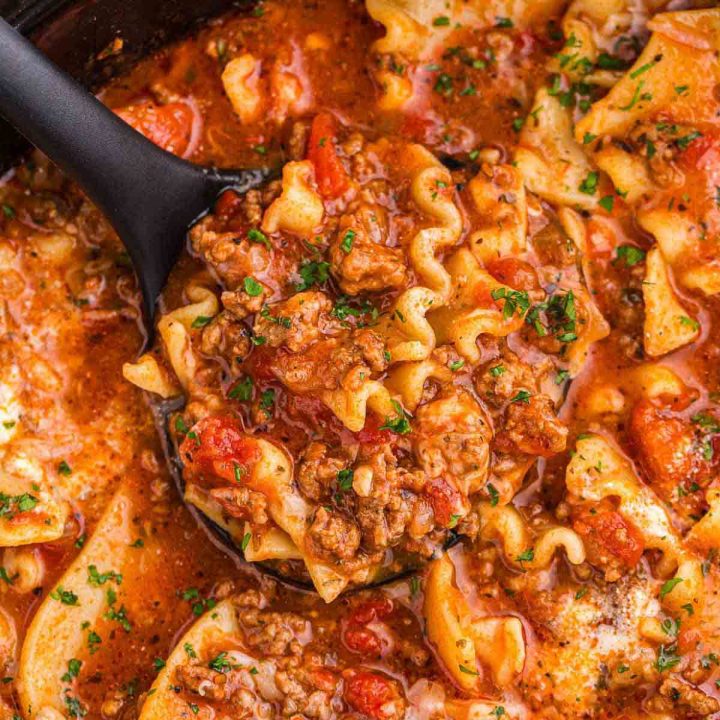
[2,1,720,718]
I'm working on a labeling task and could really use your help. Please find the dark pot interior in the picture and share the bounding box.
[0,0,246,172]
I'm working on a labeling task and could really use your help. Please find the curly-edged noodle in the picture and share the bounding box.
[642,248,699,358]
[17,485,135,718]
[321,376,398,433]
[158,286,219,389]
[424,554,526,690]
[515,89,601,210]
[183,484,302,562]
[566,434,704,614]
[428,248,525,363]
[380,286,438,362]
[186,438,350,602]
[478,502,586,570]
[0,454,68,547]
[687,489,720,552]
[122,354,181,399]
[140,599,282,720]
[384,357,452,411]
[467,164,527,264]
[261,160,324,237]
[575,9,720,141]
[565,286,610,375]
[409,163,462,301]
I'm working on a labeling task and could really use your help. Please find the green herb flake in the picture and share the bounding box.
[191,315,212,329]
[243,276,263,297]
[511,390,532,404]
[616,244,646,267]
[487,483,500,507]
[659,577,683,599]
[296,260,330,291]
[579,171,599,195]
[599,195,614,213]
[228,376,253,401]
[248,228,271,250]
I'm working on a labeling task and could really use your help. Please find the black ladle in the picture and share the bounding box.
[0,18,459,594]
[0,18,271,320]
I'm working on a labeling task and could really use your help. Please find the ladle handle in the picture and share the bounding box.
[0,18,184,213]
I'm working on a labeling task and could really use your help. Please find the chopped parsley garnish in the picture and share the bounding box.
[340,229,356,253]
[596,53,626,70]
[599,195,614,212]
[516,548,535,563]
[87,565,122,587]
[260,389,275,411]
[104,604,132,632]
[511,390,532,404]
[616,244,646,266]
[296,260,330,291]
[191,315,212,329]
[228,376,253,401]
[58,460,72,476]
[489,364,505,377]
[260,305,292,329]
[61,658,82,683]
[432,15,450,26]
[248,228,271,249]
[51,586,79,606]
[241,532,252,552]
[487,483,500,506]
[579,171,599,195]
[495,17,513,28]
[337,469,354,492]
[63,691,87,718]
[0,492,38,519]
[655,644,681,672]
[209,651,238,673]
[676,130,702,150]
[659,577,683,599]
[243,276,263,296]
[1,204,15,218]
[491,287,530,319]
[458,664,480,675]
[449,359,465,371]
[379,400,412,435]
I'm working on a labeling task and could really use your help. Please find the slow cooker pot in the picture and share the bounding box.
[0,0,249,173]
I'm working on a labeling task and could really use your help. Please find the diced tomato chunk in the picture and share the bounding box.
[629,400,713,502]
[355,414,392,445]
[115,101,196,157]
[343,670,401,719]
[486,257,539,291]
[348,598,394,625]
[214,189,244,219]
[180,415,260,483]
[342,598,394,656]
[573,509,644,567]
[423,477,464,527]
[307,112,350,198]
[344,627,382,655]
